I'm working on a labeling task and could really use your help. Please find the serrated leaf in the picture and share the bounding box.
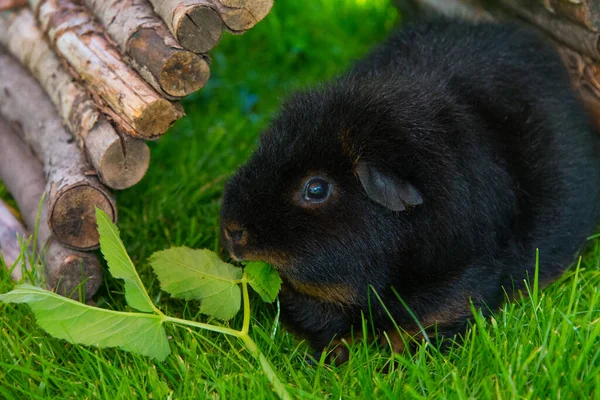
[96,208,155,313]
[245,261,282,303]
[149,247,242,320]
[0,285,169,361]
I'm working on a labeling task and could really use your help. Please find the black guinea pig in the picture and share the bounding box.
[220,18,600,360]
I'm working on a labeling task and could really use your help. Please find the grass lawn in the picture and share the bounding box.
[2,0,600,398]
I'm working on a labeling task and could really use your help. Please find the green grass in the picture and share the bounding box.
[1,0,600,398]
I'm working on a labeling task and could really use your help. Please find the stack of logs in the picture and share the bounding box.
[0,0,273,300]
[395,0,600,129]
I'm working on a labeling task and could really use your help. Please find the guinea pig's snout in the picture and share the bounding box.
[225,225,247,245]
[220,221,249,260]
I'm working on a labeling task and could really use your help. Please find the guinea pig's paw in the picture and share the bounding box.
[324,331,368,366]
[326,341,351,366]
[379,327,426,355]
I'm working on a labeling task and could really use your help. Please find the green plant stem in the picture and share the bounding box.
[164,276,291,400]
[163,316,240,337]
[239,332,291,400]
[241,272,251,335]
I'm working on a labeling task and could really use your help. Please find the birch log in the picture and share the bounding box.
[29,0,184,139]
[215,0,274,32]
[83,0,210,98]
[538,0,600,33]
[0,48,117,251]
[217,0,273,20]
[0,200,29,281]
[0,118,102,299]
[148,0,224,53]
[0,0,25,11]
[0,9,150,190]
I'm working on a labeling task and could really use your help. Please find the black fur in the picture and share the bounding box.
[220,18,600,354]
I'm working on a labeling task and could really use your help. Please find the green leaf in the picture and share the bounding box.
[0,285,169,361]
[96,208,155,313]
[245,261,282,303]
[149,247,242,320]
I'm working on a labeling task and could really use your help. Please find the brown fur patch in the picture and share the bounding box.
[339,128,355,159]
[418,294,473,329]
[288,280,358,306]
[379,327,424,353]
[238,250,292,269]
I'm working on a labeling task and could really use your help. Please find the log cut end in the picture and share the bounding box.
[49,184,117,250]
[220,7,258,32]
[176,7,223,54]
[127,27,210,98]
[220,0,274,22]
[100,137,151,190]
[161,51,210,97]
[46,241,103,300]
[134,98,184,139]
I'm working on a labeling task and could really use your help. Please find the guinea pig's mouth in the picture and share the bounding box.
[226,248,292,271]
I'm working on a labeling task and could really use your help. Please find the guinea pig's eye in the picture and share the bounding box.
[303,178,331,203]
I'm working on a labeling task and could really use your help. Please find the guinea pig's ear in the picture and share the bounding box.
[355,161,423,211]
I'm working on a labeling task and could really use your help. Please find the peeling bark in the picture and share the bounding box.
[0,0,26,11]
[29,0,184,139]
[148,0,224,53]
[0,117,102,299]
[0,49,117,251]
[0,9,150,189]
[83,0,210,98]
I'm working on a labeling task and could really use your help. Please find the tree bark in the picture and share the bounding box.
[0,200,30,281]
[538,0,600,33]
[0,49,117,251]
[83,0,210,98]
[0,118,102,299]
[29,0,184,140]
[499,0,600,62]
[0,9,150,190]
[148,0,224,53]
[0,0,25,11]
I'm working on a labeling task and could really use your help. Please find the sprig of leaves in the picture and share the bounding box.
[0,209,290,399]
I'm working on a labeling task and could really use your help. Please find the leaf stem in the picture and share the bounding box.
[241,271,251,335]
[163,316,241,337]
[239,332,292,400]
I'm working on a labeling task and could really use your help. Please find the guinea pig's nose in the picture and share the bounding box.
[225,225,248,245]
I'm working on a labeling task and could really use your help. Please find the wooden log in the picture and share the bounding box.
[148,0,224,53]
[29,0,184,140]
[498,0,600,62]
[83,0,210,98]
[0,200,29,281]
[558,45,600,131]
[210,0,273,33]
[0,48,117,251]
[217,0,274,25]
[0,118,102,299]
[0,9,150,190]
[538,0,600,33]
[0,0,25,11]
